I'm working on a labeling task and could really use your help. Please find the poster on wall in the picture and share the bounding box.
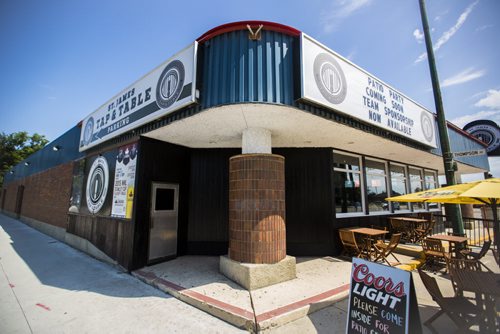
[81,152,116,216]
[301,34,437,148]
[346,258,421,334]
[79,42,198,152]
[111,143,138,218]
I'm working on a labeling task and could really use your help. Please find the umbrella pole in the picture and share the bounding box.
[492,200,499,252]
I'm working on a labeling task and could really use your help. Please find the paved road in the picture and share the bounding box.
[0,214,245,334]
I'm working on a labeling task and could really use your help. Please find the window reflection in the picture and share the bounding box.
[390,164,409,211]
[409,168,425,210]
[334,153,362,214]
[366,159,388,212]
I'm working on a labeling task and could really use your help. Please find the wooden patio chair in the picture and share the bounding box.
[373,233,401,266]
[389,218,411,242]
[422,238,449,271]
[417,269,481,333]
[459,240,492,269]
[339,229,366,259]
[414,220,435,244]
[493,249,500,267]
[446,258,489,299]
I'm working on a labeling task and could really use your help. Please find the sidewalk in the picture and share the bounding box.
[133,241,499,333]
[1,213,498,333]
[0,214,245,334]
[133,256,352,332]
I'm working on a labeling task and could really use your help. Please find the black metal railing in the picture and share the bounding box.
[431,214,495,248]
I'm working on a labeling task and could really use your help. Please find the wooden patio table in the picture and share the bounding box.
[341,227,388,261]
[448,268,500,332]
[428,234,468,258]
[391,217,428,242]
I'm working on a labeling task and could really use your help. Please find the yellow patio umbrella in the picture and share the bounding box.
[386,178,500,252]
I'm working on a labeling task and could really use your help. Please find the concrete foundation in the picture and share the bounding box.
[219,255,296,290]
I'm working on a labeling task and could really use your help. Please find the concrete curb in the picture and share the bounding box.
[132,270,255,330]
[132,269,350,333]
[255,284,350,331]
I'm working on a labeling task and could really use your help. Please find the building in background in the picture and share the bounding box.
[0,21,489,271]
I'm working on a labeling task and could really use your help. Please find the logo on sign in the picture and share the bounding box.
[420,111,434,143]
[86,156,109,213]
[464,120,500,156]
[314,53,347,104]
[82,117,94,146]
[156,60,185,109]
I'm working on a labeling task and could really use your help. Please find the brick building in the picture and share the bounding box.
[1,21,489,272]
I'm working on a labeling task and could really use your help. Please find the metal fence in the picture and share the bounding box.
[431,213,495,248]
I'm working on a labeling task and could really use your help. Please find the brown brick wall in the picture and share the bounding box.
[2,181,21,213]
[228,154,286,264]
[1,162,74,228]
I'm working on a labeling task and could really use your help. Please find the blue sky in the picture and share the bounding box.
[0,0,499,177]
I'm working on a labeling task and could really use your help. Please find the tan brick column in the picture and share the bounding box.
[228,154,286,264]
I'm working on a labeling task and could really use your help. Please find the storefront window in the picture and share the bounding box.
[390,164,409,211]
[409,167,424,210]
[365,159,388,212]
[425,171,439,210]
[334,152,363,214]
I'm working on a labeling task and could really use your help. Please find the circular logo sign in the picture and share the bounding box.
[464,120,500,155]
[156,60,185,109]
[313,53,347,105]
[420,111,434,143]
[86,156,109,214]
[82,117,94,146]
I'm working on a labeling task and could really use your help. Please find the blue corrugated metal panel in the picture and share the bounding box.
[431,121,489,170]
[4,125,84,184]
[201,30,295,108]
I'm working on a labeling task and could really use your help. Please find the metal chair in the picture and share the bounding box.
[373,233,401,266]
[418,269,481,333]
[422,238,449,271]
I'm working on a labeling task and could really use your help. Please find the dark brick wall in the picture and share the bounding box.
[1,162,74,228]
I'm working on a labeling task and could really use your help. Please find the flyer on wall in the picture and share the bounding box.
[111,143,138,218]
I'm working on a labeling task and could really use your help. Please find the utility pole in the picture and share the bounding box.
[418,0,464,235]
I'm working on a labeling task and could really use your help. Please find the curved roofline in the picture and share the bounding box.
[196,20,301,43]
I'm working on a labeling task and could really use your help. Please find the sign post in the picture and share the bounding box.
[346,258,421,334]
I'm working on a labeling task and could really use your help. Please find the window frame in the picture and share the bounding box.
[365,158,389,214]
[389,162,411,213]
[333,150,365,218]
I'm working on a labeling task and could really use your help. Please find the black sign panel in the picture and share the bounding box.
[346,258,421,334]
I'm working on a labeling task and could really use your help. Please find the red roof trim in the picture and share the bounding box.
[196,20,301,43]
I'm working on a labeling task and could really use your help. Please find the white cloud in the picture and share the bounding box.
[475,89,500,109]
[441,67,485,88]
[345,50,357,61]
[450,110,500,128]
[434,9,449,22]
[413,29,424,43]
[415,0,479,63]
[476,24,493,32]
[321,0,373,33]
[488,157,500,178]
